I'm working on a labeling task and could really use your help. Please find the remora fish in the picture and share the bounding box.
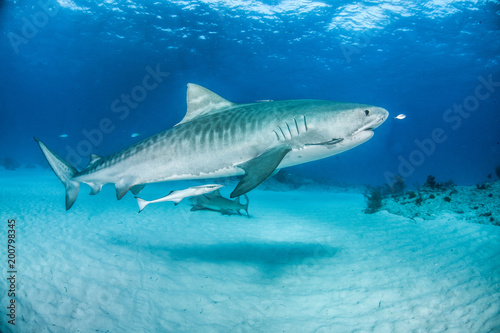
[35,83,388,210]
[135,184,223,213]
[189,189,249,216]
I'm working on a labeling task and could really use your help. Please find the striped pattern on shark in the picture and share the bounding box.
[35,83,388,210]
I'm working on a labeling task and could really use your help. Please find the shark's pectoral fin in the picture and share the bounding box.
[130,184,146,195]
[231,146,291,198]
[270,169,281,177]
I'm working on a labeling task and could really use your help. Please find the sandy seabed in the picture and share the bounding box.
[0,169,499,333]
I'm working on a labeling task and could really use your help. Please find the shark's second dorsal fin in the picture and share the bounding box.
[175,84,236,126]
[87,154,102,168]
[90,154,101,164]
[205,189,222,198]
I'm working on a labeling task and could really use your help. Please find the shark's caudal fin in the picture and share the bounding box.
[135,196,149,213]
[34,138,80,210]
[238,194,250,217]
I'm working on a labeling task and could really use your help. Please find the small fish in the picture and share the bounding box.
[189,189,249,217]
[135,184,223,213]
[59,134,68,138]
[394,114,406,120]
[131,133,140,138]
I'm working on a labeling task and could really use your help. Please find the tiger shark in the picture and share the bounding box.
[190,189,250,217]
[35,83,388,210]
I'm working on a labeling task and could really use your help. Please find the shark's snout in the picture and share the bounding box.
[366,108,389,130]
[349,107,388,139]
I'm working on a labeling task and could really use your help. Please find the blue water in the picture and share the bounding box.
[1,0,499,186]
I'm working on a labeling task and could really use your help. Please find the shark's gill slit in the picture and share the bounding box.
[273,130,280,141]
[294,118,300,135]
[278,126,286,140]
[303,115,308,131]
[286,122,292,138]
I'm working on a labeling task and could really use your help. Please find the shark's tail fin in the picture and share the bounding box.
[34,138,80,210]
[237,194,250,217]
[135,196,149,213]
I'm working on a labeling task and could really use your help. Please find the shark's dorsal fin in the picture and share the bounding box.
[175,84,236,126]
[89,154,102,164]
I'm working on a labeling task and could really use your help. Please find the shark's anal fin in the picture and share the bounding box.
[130,184,146,195]
[231,146,291,198]
[87,182,103,195]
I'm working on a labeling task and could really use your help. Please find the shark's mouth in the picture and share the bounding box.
[350,115,386,138]
[350,128,374,139]
[305,137,344,146]
[350,129,374,142]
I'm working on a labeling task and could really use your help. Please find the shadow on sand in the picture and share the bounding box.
[165,242,338,265]
[113,239,339,277]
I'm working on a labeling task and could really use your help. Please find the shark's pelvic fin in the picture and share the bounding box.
[34,137,80,210]
[175,84,236,126]
[115,179,134,200]
[231,146,291,198]
[190,205,204,211]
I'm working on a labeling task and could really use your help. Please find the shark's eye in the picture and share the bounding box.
[364,110,370,116]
